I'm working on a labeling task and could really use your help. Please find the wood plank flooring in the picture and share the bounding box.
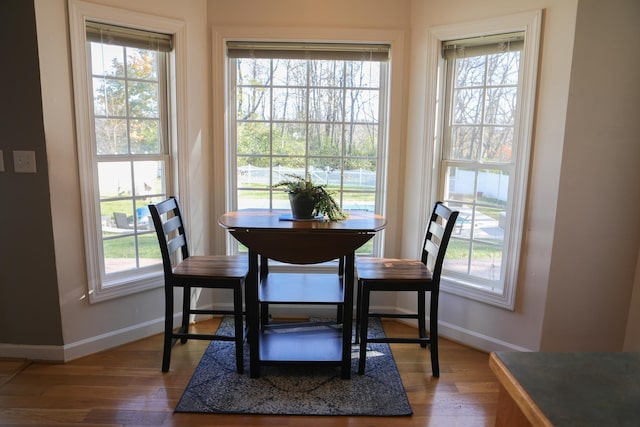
[0,318,499,426]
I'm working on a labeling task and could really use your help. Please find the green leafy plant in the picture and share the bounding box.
[274,174,347,221]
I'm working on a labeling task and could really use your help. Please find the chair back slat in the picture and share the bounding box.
[429,220,445,241]
[163,215,183,235]
[167,234,187,257]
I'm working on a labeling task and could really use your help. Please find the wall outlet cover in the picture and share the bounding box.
[14,150,37,173]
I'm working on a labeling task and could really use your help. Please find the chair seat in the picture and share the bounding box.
[356,257,433,282]
[173,255,247,281]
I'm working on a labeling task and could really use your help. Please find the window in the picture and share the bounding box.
[69,1,185,302]
[428,12,541,308]
[87,22,169,276]
[226,42,390,255]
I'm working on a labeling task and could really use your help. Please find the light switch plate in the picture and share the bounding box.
[14,150,37,173]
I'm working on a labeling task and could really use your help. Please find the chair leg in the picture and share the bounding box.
[430,295,440,377]
[418,290,427,348]
[162,286,174,372]
[357,285,370,375]
[234,285,244,374]
[180,287,191,344]
[354,279,363,344]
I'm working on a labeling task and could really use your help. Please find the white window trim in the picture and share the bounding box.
[211,26,406,258]
[68,0,188,303]
[422,10,542,309]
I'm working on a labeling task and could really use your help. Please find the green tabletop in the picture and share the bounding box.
[494,352,640,426]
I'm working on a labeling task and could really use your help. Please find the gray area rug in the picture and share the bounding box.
[175,316,412,416]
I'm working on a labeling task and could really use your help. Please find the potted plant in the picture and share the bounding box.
[274,174,347,221]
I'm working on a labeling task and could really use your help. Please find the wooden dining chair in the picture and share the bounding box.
[355,201,459,377]
[148,197,247,373]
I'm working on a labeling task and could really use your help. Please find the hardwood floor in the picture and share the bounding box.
[0,318,499,426]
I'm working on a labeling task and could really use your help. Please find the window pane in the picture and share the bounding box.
[90,43,124,77]
[237,86,270,120]
[238,122,270,155]
[93,77,125,117]
[309,88,344,122]
[470,241,502,281]
[443,239,471,274]
[453,88,483,124]
[343,191,375,212]
[126,48,158,80]
[95,118,128,155]
[477,168,510,204]
[346,123,378,156]
[309,122,342,156]
[345,89,378,122]
[487,51,520,85]
[444,166,476,203]
[237,58,271,85]
[103,235,136,274]
[272,122,306,156]
[484,87,517,125]
[238,189,270,209]
[311,61,344,87]
[272,88,306,120]
[449,126,480,161]
[273,59,307,86]
[98,162,132,198]
[308,158,342,190]
[128,81,158,118]
[346,61,380,88]
[455,55,485,87]
[238,159,271,187]
[482,126,513,162]
[133,161,165,197]
[272,157,305,181]
[101,199,133,236]
[130,119,160,154]
[343,159,376,188]
[138,233,162,266]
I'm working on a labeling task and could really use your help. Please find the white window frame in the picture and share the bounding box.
[68,0,187,303]
[211,27,406,261]
[423,11,541,309]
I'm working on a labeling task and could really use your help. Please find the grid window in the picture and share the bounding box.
[228,43,389,255]
[438,31,532,302]
[86,25,171,281]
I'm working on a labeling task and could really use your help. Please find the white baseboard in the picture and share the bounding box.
[366,304,532,353]
[62,316,166,361]
[0,316,166,362]
[0,343,65,362]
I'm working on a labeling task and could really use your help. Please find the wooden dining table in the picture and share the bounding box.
[219,209,386,379]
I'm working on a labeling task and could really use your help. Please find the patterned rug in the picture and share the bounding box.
[175,316,412,416]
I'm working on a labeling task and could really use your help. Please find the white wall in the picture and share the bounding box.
[35,0,210,360]
[541,0,640,351]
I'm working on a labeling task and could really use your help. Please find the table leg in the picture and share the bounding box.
[341,251,354,379]
[247,248,260,378]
